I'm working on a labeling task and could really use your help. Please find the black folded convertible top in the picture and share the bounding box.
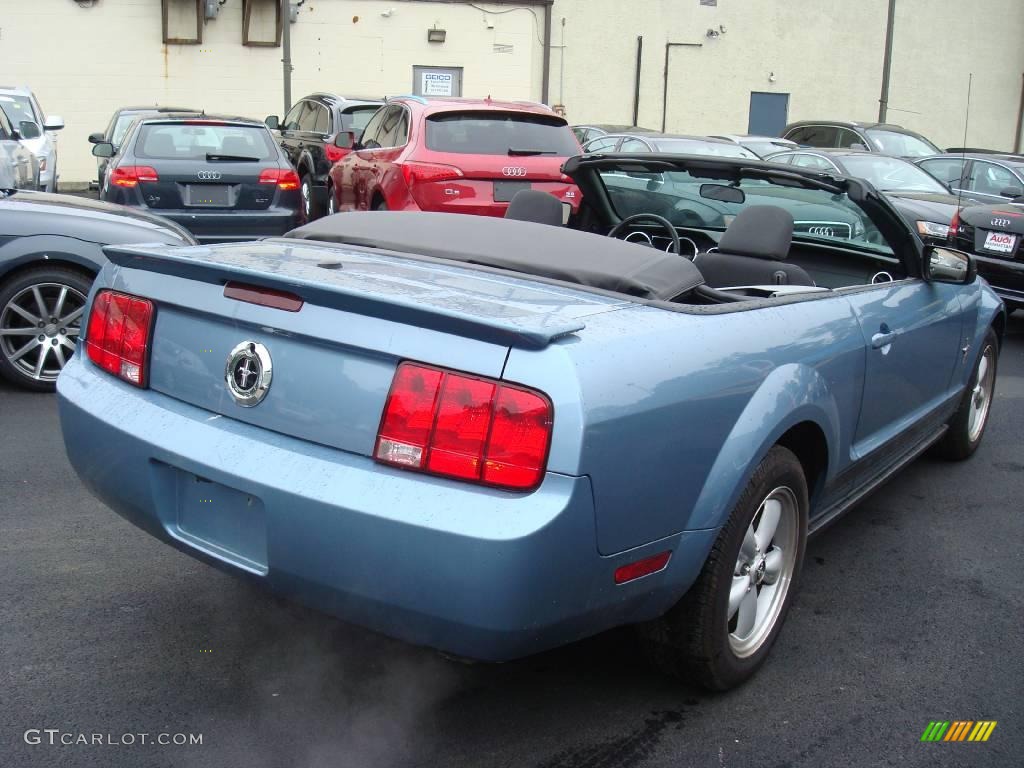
[284,212,704,301]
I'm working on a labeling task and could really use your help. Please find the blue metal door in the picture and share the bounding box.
[843,281,964,455]
[748,92,789,136]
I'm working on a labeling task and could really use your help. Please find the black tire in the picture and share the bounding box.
[638,446,808,690]
[933,328,999,461]
[326,183,337,215]
[374,199,388,212]
[0,266,93,392]
[300,173,323,223]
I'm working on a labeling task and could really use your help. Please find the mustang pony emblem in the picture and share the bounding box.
[225,341,273,407]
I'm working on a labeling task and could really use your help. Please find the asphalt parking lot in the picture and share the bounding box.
[1,314,1021,768]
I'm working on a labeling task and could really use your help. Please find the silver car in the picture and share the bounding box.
[0,107,39,190]
[0,86,63,191]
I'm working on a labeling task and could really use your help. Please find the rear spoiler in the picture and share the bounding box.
[102,243,586,351]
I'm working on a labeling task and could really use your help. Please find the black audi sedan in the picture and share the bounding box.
[265,93,383,222]
[766,149,984,243]
[93,114,300,243]
[0,189,193,390]
[948,200,1024,312]
[916,152,1024,205]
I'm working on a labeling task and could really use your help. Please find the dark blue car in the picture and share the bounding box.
[94,115,301,243]
[57,154,1005,690]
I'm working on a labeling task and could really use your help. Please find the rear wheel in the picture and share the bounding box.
[0,266,91,392]
[933,329,998,460]
[374,199,388,212]
[639,446,808,690]
[300,173,323,222]
[327,183,337,215]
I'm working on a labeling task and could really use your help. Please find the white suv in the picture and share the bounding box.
[0,86,64,191]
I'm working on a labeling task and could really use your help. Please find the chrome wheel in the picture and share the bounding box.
[301,179,311,217]
[0,282,86,383]
[728,486,799,658]
[967,344,995,443]
[328,187,336,215]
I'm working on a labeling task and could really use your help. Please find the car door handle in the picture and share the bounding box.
[871,325,896,349]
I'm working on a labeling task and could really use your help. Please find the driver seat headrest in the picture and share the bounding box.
[717,205,794,261]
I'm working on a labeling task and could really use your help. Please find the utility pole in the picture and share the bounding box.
[878,0,896,123]
[282,0,293,116]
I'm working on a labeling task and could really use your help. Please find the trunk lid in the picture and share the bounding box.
[137,158,280,211]
[101,240,621,456]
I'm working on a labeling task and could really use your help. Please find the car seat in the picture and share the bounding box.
[694,206,814,287]
[505,189,564,226]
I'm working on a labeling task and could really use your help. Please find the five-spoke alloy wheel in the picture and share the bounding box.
[639,445,808,690]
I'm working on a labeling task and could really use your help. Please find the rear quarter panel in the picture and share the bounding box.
[504,297,865,556]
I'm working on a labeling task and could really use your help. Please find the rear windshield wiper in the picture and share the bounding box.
[508,148,556,156]
[205,153,260,162]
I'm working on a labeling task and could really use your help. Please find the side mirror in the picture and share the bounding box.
[264,115,280,130]
[17,121,41,140]
[43,116,65,131]
[91,142,115,158]
[88,131,105,144]
[333,131,355,150]
[1000,187,1023,199]
[924,246,976,284]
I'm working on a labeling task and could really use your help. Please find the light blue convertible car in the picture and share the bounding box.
[57,154,1005,690]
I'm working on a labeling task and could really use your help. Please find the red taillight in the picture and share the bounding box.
[258,168,300,190]
[614,552,672,584]
[948,209,960,239]
[400,162,464,188]
[325,143,349,163]
[85,290,154,387]
[375,362,553,490]
[110,165,159,187]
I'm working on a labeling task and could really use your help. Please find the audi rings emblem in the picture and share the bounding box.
[807,226,835,237]
[501,167,528,177]
[197,171,223,180]
[225,341,273,407]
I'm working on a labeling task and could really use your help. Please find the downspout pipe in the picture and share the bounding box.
[633,36,643,126]
[1015,72,1024,154]
[878,0,896,123]
[541,3,552,104]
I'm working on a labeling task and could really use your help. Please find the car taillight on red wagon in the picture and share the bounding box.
[85,290,154,387]
[375,362,553,491]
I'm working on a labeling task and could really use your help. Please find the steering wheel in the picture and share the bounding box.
[608,213,682,256]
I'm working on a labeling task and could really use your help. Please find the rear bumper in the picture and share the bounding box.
[127,205,299,243]
[57,354,714,660]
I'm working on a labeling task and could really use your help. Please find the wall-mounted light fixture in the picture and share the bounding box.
[768,71,777,83]
[427,27,447,43]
